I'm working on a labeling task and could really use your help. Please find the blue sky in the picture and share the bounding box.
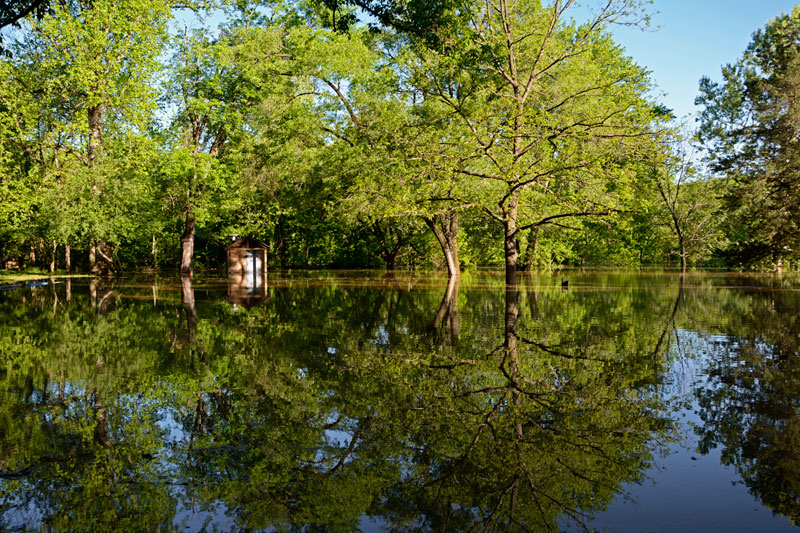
[608,0,798,120]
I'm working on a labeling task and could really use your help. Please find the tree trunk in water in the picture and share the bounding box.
[430,275,460,345]
[504,279,520,391]
[181,275,197,343]
[180,210,196,275]
[504,211,519,285]
[65,243,71,273]
[424,211,459,278]
[680,253,687,273]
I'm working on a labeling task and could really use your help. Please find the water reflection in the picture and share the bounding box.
[1,272,798,530]
[691,288,800,525]
[227,270,268,309]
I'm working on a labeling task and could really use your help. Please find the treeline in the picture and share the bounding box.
[0,0,797,277]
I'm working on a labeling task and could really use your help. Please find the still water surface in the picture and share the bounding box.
[1,271,799,531]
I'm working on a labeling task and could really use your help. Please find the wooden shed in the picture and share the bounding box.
[226,237,268,276]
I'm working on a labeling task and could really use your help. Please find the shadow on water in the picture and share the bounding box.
[1,271,799,530]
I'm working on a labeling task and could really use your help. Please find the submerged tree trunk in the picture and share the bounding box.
[181,274,198,343]
[430,275,460,345]
[504,221,518,285]
[424,211,459,278]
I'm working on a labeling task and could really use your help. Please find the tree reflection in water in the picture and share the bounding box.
[692,287,800,525]
[0,273,690,530]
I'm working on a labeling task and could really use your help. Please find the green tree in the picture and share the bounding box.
[697,6,800,270]
[653,135,724,271]
[0,0,172,272]
[406,0,662,282]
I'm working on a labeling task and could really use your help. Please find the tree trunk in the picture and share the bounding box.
[383,253,397,271]
[181,274,197,343]
[87,104,104,163]
[679,240,687,272]
[29,243,36,267]
[504,199,519,285]
[430,275,459,345]
[65,243,71,273]
[424,211,459,278]
[89,243,97,272]
[91,241,116,274]
[49,241,57,272]
[276,217,288,269]
[518,227,538,271]
[180,209,196,275]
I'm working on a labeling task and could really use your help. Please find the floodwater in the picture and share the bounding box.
[1,270,799,532]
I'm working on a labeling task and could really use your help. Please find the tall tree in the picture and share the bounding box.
[697,6,800,270]
[653,135,723,271]
[408,0,662,282]
[3,0,171,272]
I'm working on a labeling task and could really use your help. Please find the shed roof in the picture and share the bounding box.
[226,237,270,250]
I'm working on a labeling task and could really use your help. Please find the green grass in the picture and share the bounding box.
[0,270,91,283]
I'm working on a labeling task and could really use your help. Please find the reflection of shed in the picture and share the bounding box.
[227,271,268,309]
[226,237,268,276]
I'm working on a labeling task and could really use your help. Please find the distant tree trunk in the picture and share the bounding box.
[91,241,116,275]
[276,216,288,269]
[89,243,97,272]
[365,218,413,271]
[181,208,196,275]
[424,211,459,278]
[49,241,57,272]
[29,243,36,266]
[86,104,115,275]
[776,257,783,274]
[518,227,538,272]
[65,243,71,273]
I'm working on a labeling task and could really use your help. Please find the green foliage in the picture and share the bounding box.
[697,6,800,269]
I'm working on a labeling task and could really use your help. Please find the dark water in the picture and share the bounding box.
[1,271,799,532]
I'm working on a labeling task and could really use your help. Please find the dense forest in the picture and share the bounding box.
[0,0,798,277]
